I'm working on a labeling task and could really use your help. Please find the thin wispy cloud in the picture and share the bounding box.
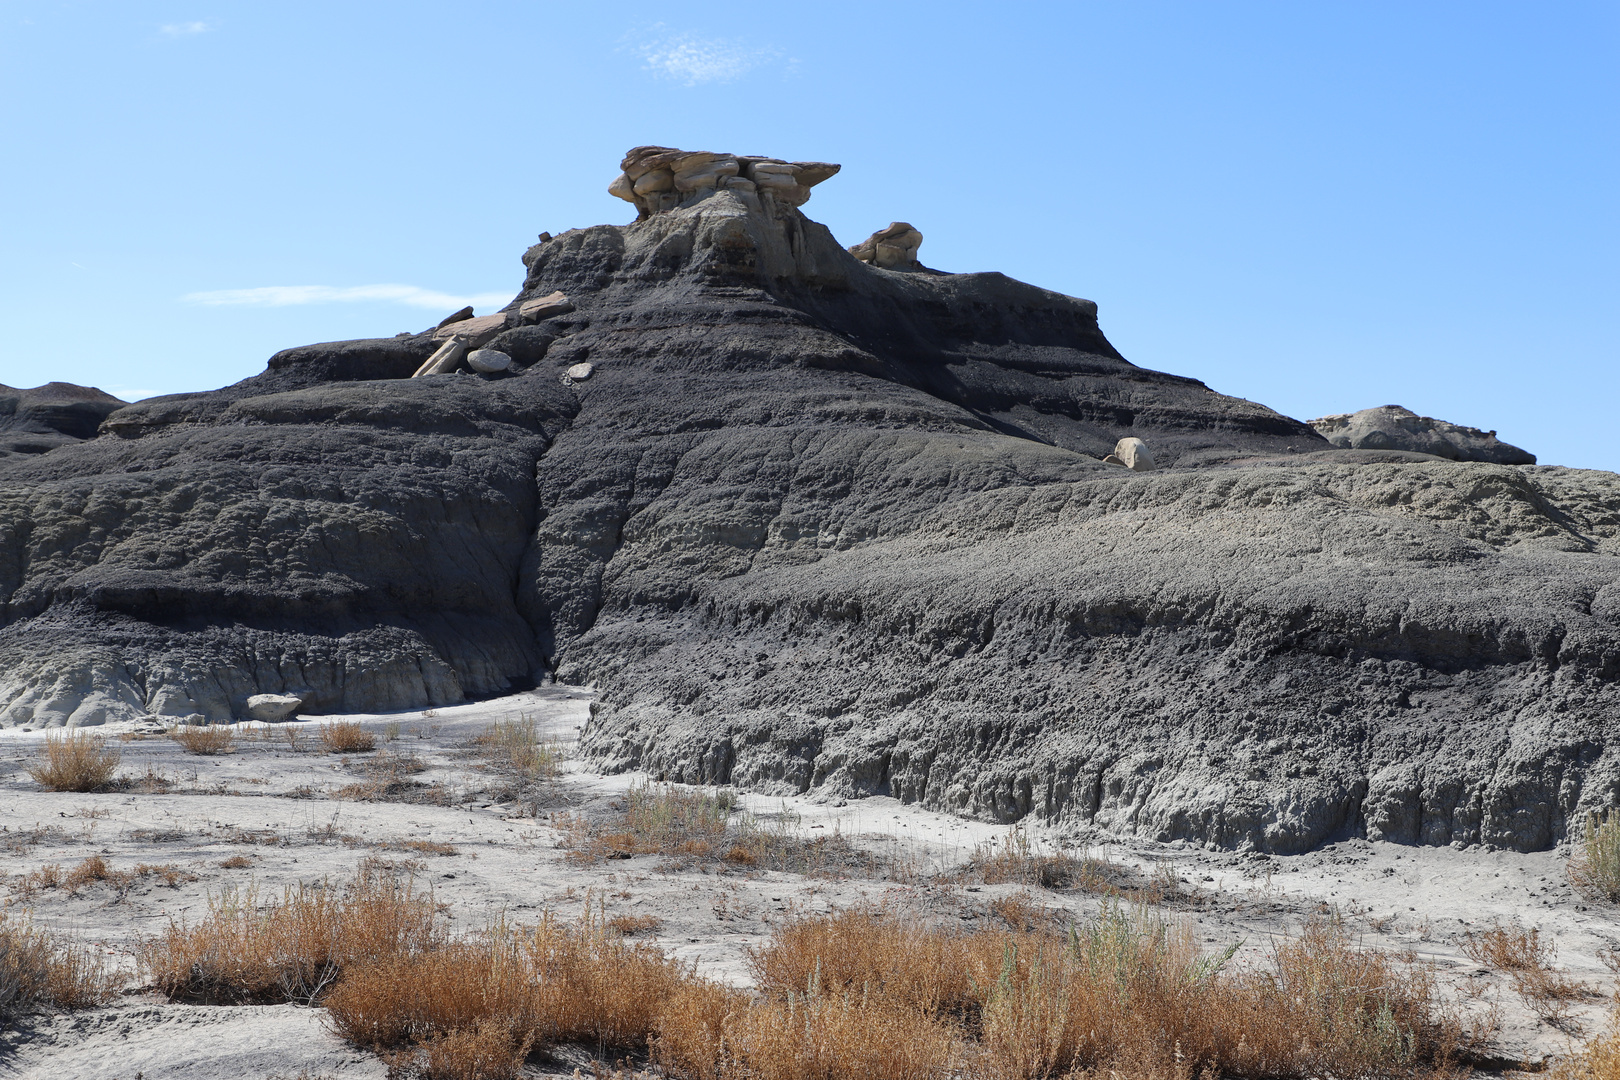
[182,284,510,311]
[630,25,782,86]
[159,21,211,37]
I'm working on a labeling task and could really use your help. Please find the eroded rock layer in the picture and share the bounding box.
[1310,405,1536,465]
[2,148,1616,854]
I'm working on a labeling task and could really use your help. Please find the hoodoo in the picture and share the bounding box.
[1,146,1617,854]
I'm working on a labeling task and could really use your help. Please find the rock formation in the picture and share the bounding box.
[849,223,924,270]
[1309,405,1536,465]
[1,146,1616,856]
[609,146,840,221]
[0,382,126,458]
[1103,437,1155,471]
[467,350,513,374]
[245,693,302,722]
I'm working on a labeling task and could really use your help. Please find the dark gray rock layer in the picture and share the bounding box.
[0,382,127,458]
[1,168,1616,854]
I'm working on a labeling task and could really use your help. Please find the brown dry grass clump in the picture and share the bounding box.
[968,831,1110,890]
[473,716,560,781]
[142,869,1481,1080]
[324,907,691,1074]
[1461,924,1553,971]
[0,910,119,1018]
[737,904,1482,1080]
[169,723,236,755]
[320,720,376,753]
[28,731,122,792]
[415,1019,534,1080]
[718,994,960,1080]
[607,914,662,936]
[472,715,564,817]
[16,856,194,900]
[141,868,440,1004]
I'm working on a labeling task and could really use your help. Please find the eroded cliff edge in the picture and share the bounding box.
[2,146,1617,854]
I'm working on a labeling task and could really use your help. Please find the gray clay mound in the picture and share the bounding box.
[2,145,1618,854]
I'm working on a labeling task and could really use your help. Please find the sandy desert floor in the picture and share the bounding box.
[0,687,1614,1079]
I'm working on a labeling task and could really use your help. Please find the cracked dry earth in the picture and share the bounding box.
[1,687,1616,1079]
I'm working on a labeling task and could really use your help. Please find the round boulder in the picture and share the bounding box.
[466,349,513,373]
[1112,437,1156,472]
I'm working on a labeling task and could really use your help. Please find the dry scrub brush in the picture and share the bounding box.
[740,904,1483,1080]
[319,720,376,753]
[1461,924,1588,1030]
[28,730,121,792]
[564,782,885,876]
[1571,810,1620,903]
[168,723,236,755]
[323,905,693,1078]
[473,716,560,781]
[336,749,441,802]
[141,868,1486,1080]
[141,867,440,1004]
[0,910,119,1019]
[966,831,1118,892]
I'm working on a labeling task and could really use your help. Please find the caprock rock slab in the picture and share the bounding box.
[1309,404,1536,465]
[1,146,1617,855]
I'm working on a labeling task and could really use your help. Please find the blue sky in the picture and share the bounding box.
[2,1,1615,468]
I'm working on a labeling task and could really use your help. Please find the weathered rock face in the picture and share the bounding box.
[1309,405,1536,465]
[1,147,1616,856]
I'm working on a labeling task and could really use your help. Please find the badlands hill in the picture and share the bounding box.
[1,146,1617,855]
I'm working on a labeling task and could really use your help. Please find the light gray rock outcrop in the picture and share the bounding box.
[245,693,303,722]
[1309,405,1535,465]
[849,222,924,270]
[467,350,513,374]
[609,146,840,220]
[1104,437,1155,471]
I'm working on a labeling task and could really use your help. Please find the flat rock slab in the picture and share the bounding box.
[431,313,508,346]
[519,290,574,321]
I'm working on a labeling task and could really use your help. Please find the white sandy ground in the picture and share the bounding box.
[0,688,1614,1078]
